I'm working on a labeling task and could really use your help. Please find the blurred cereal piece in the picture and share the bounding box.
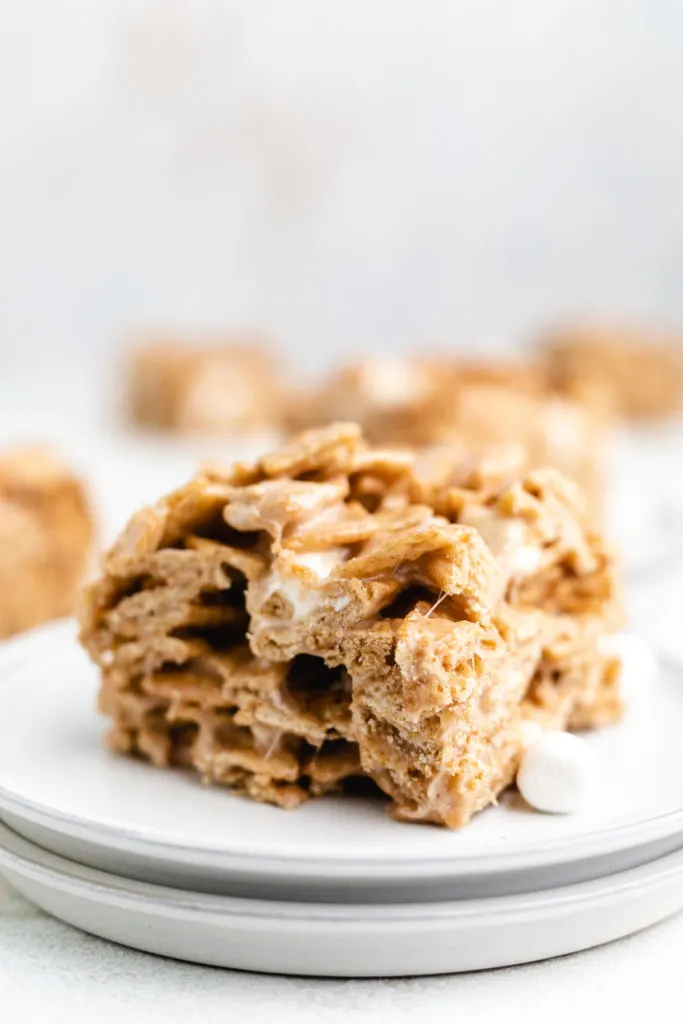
[127,337,284,435]
[450,354,614,424]
[285,357,447,446]
[450,357,543,395]
[442,385,605,519]
[287,356,605,516]
[0,448,95,639]
[541,325,683,421]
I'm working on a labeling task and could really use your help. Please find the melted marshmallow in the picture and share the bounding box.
[295,548,347,579]
[460,511,542,580]
[263,567,323,622]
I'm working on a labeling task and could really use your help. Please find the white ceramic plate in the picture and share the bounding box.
[1,622,682,901]
[2,819,683,977]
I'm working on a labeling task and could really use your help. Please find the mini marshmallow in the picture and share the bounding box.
[295,548,347,579]
[598,632,658,700]
[516,731,597,814]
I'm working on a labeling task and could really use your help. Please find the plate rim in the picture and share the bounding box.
[3,817,683,924]
[2,620,683,880]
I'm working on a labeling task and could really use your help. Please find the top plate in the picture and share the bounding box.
[0,621,682,901]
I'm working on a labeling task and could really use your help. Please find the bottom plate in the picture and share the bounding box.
[1,820,683,977]
[2,623,683,903]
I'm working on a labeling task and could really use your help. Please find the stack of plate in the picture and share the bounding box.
[2,621,683,977]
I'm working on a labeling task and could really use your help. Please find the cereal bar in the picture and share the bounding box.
[80,423,622,826]
[1,447,94,638]
[541,324,683,420]
[127,336,283,435]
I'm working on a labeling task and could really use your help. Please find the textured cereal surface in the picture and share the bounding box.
[81,423,622,826]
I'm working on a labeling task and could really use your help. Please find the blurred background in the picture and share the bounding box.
[2,0,683,396]
[1,0,683,645]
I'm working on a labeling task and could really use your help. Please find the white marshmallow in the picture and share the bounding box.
[260,567,322,623]
[598,632,658,699]
[258,549,349,625]
[294,548,347,579]
[516,732,597,814]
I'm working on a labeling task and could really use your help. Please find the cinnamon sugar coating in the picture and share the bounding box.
[0,447,94,638]
[80,423,622,826]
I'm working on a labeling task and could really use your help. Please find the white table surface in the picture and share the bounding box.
[2,873,682,1024]
[1,386,683,1023]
